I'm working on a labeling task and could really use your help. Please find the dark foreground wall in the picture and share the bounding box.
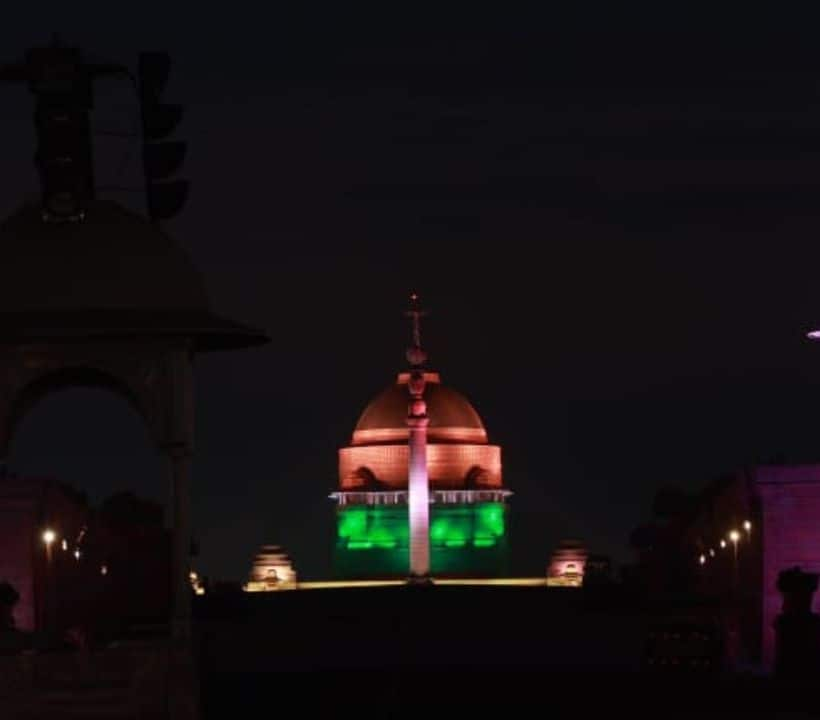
[194,586,648,674]
[194,587,815,718]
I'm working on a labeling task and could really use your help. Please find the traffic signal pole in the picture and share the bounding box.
[1,40,189,223]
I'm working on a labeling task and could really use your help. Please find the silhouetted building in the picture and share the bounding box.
[0,477,171,640]
[634,463,820,670]
[0,476,86,632]
[585,554,613,585]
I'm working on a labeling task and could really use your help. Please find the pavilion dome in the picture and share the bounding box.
[0,200,267,351]
[352,372,488,445]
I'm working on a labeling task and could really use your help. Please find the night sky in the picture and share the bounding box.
[4,7,820,581]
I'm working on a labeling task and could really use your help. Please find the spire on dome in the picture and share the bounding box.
[405,292,428,368]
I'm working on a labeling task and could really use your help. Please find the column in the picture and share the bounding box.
[159,347,195,642]
[408,416,430,577]
[167,445,192,640]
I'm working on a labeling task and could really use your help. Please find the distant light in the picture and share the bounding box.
[709,549,716,557]
[189,571,198,582]
[720,540,727,549]
[100,564,108,576]
[729,530,740,543]
[61,539,68,551]
[42,529,56,546]
[699,554,706,565]
[743,520,752,532]
[74,549,81,560]
[808,330,820,340]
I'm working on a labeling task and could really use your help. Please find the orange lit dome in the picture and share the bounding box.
[353,372,487,446]
[339,372,502,491]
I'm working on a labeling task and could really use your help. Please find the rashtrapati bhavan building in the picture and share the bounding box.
[331,309,511,578]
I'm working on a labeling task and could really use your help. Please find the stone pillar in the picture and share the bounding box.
[407,369,430,580]
[159,348,195,641]
[167,446,192,640]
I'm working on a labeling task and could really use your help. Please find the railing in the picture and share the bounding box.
[330,488,512,506]
[0,641,186,718]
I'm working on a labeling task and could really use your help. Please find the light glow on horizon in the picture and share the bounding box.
[250,577,548,592]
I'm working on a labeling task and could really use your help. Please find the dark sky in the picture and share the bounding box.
[4,6,820,580]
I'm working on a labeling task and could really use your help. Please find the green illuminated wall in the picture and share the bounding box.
[335,503,508,578]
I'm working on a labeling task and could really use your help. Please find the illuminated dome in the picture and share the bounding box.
[353,372,487,445]
[332,304,511,579]
[339,371,501,490]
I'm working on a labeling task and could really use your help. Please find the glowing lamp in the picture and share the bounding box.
[100,564,108,576]
[807,330,820,340]
[720,540,726,549]
[729,530,740,543]
[743,520,751,532]
[709,549,715,557]
[61,539,68,551]
[42,529,56,546]
[699,554,706,565]
[73,549,81,560]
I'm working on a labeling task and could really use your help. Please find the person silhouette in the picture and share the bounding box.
[0,581,31,653]
[774,566,820,683]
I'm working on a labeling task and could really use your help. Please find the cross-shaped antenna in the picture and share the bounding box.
[404,292,428,367]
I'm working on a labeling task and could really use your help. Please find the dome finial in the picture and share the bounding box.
[405,292,427,367]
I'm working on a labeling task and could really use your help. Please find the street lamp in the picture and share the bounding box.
[41,529,56,630]
[743,520,752,533]
[42,529,56,566]
[729,530,741,587]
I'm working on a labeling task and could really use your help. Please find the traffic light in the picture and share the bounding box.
[137,52,188,221]
[26,44,94,221]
